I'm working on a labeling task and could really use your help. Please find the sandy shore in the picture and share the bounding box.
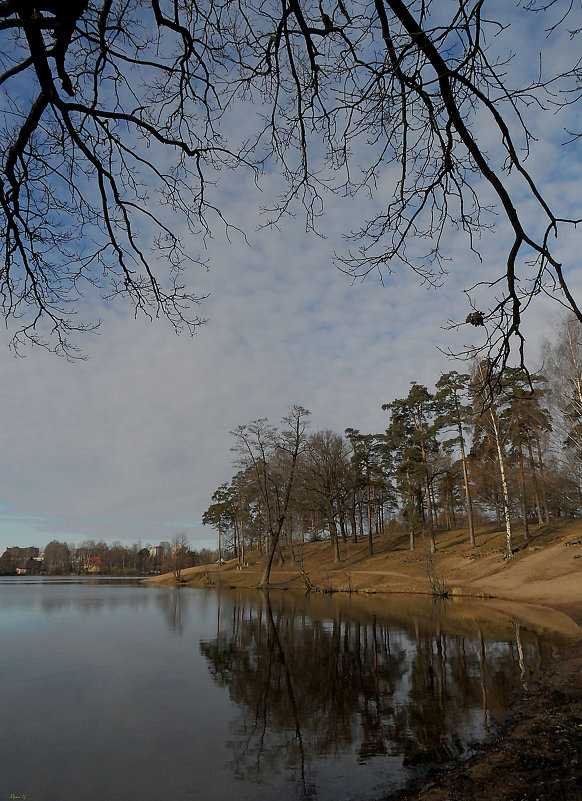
[146,518,582,607]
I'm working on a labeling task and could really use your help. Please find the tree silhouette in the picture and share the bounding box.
[2,2,582,359]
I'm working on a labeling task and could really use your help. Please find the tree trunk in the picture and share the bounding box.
[350,493,358,544]
[490,404,513,558]
[329,514,341,563]
[515,411,529,541]
[458,419,476,547]
[424,469,437,553]
[525,430,544,525]
[533,429,550,524]
[235,517,241,566]
[287,513,296,564]
[417,428,436,553]
[365,440,373,556]
[260,526,279,588]
[339,511,348,543]
[406,467,415,552]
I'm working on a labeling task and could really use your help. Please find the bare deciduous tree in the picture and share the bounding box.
[303,429,352,562]
[231,405,310,587]
[0,0,244,354]
[2,1,581,362]
[542,314,582,505]
[170,531,190,582]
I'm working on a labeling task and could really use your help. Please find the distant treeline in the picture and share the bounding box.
[0,540,223,576]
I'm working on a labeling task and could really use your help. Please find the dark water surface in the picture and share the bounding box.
[0,578,577,801]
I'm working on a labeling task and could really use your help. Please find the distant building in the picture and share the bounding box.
[83,556,103,574]
[4,546,39,560]
[0,546,40,575]
[15,558,43,575]
[148,544,165,574]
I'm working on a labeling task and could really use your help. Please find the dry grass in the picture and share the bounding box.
[144,518,582,611]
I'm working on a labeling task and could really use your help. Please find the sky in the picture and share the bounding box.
[1,1,582,555]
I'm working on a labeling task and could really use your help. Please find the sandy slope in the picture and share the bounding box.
[146,518,582,613]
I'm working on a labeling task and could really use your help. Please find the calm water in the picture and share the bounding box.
[0,578,577,801]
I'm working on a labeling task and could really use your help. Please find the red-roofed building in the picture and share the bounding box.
[83,555,103,574]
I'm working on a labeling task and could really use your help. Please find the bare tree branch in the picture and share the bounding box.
[1,0,581,362]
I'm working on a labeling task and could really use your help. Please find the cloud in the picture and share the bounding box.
[0,199,464,553]
[1,0,581,555]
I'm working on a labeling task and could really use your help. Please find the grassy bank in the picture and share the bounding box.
[145,518,582,614]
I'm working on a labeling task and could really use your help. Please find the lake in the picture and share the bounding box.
[0,577,579,801]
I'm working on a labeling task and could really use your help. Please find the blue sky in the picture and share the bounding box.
[1,1,581,555]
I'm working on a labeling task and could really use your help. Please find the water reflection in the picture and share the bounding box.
[155,586,189,634]
[0,581,577,801]
[0,577,197,636]
[0,575,154,615]
[200,591,570,796]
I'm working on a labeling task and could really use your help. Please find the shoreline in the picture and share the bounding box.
[393,632,582,801]
[146,519,582,801]
[145,518,582,608]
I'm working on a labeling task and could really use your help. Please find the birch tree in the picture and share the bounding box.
[543,315,582,465]
[472,362,513,559]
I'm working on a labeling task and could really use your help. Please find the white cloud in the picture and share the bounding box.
[1,0,581,555]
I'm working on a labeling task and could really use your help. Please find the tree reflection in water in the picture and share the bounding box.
[199,591,567,799]
[154,587,189,635]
